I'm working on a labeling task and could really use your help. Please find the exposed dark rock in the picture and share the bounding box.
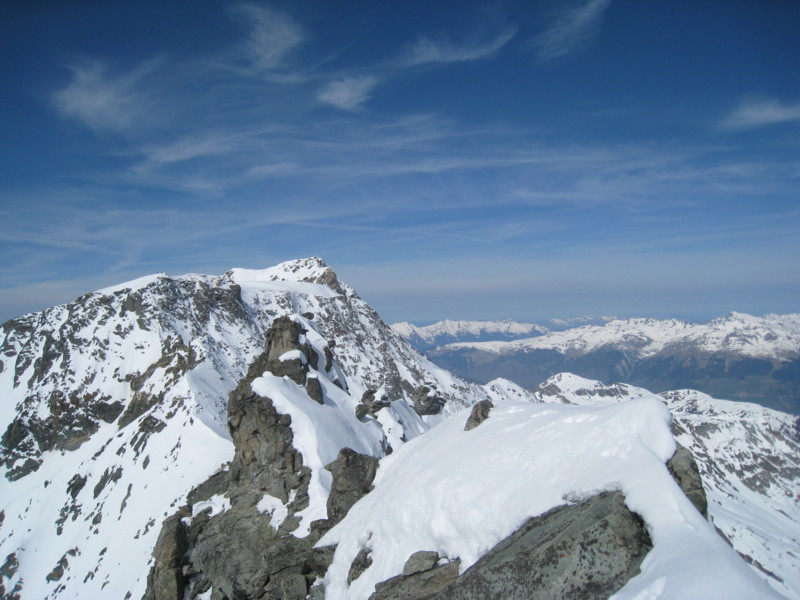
[356,390,391,422]
[46,553,72,582]
[1,552,19,579]
[119,336,201,428]
[348,548,373,584]
[433,491,652,600]
[142,514,187,600]
[67,474,87,499]
[143,317,342,600]
[464,400,493,431]
[411,386,446,416]
[93,466,123,499]
[667,444,708,517]
[262,316,312,385]
[186,469,229,507]
[1,418,42,480]
[325,448,379,526]
[371,557,460,600]
[228,384,310,506]
[306,375,324,404]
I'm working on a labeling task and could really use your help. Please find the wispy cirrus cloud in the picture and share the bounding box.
[720,95,800,130]
[52,59,162,134]
[534,0,612,63]
[317,76,379,111]
[230,4,305,73]
[401,28,516,66]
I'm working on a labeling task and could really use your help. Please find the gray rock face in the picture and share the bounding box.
[348,548,373,584]
[667,443,708,517]
[142,316,369,600]
[464,400,493,431]
[371,555,460,600]
[433,491,652,600]
[142,514,188,600]
[402,551,440,576]
[325,448,379,527]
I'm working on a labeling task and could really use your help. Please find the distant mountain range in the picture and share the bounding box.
[390,316,616,350]
[394,314,800,414]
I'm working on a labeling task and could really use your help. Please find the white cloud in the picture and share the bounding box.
[403,29,516,66]
[720,96,800,130]
[232,4,304,72]
[52,59,161,134]
[317,76,379,111]
[534,0,612,63]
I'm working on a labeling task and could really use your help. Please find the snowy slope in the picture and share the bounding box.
[533,373,800,600]
[0,258,526,600]
[319,396,781,600]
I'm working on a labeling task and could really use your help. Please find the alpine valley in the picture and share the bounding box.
[0,258,797,600]
[398,314,800,414]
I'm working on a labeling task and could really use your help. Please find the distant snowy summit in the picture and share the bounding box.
[441,312,800,360]
[423,312,800,414]
[391,315,616,350]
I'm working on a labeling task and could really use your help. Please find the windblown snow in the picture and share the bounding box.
[319,397,781,600]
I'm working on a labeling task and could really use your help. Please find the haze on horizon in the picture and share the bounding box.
[1,0,798,324]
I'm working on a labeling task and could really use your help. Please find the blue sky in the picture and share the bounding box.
[1,0,798,324]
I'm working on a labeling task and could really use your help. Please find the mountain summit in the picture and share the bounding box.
[0,259,794,600]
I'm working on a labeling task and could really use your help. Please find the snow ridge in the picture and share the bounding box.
[534,373,800,600]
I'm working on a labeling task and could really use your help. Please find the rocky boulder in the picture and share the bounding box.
[464,400,493,431]
[370,553,460,600]
[667,443,708,517]
[432,491,651,600]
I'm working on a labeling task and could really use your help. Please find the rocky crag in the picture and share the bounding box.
[0,258,527,600]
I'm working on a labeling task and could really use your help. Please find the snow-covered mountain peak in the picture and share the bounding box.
[1,257,539,599]
[227,256,345,291]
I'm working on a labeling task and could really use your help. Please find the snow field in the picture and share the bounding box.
[318,398,782,600]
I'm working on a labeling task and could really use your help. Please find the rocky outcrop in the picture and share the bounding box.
[142,515,187,600]
[667,443,708,517]
[412,386,446,416]
[370,553,460,600]
[142,316,379,600]
[464,400,493,431]
[325,448,379,527]
[356,389,391,422]
[432,491,652,600]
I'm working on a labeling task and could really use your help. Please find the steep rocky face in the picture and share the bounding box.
[434,491,651,600]
[143,316,388,600]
